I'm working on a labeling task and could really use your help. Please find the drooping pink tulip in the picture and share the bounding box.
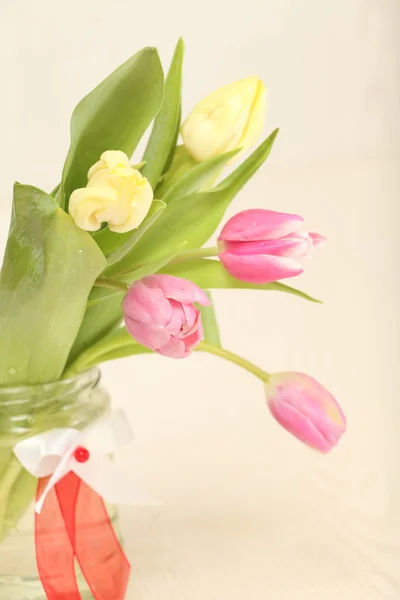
[123,274,210,359]
[218,209,326,284]
[265,372,346,453]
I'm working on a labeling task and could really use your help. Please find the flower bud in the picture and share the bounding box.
[123,274,210,359]
[265,372,346,453]
[218,209,326,284]
[181,77,266,162]
[69,150,153,233]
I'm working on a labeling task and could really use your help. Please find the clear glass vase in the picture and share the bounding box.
[0,368,115,600]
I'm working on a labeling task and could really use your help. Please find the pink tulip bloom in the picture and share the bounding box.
[218,209,326,284]
[123,274,210,359]
[265,372,346,453]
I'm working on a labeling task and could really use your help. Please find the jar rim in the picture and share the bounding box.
[0,367,109,440]
[0,367,100,398]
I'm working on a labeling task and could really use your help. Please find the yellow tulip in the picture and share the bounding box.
[181,77,266,162]
[69,150,153,233]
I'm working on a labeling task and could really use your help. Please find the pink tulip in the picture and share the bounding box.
[218,209,326,284]
[265,372,346,453]
[123,274,210,359]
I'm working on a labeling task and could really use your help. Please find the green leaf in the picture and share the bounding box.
[141,38,184,188]
[161,149,240,203]
[95,199,166,263]
[50,183,61,199]
[119,129,279,269]
[154,145,198,198]
[213,129,279,196]
[200,292,221,346]
[0,184,106,385]
[67,327,152,375]
[3,469,36,539]
[162,105,181,175]
[163,259,321,302]
[118,241,187,281]
[66,286,124,367]
[61,47,164,208]
[92,341,152,364]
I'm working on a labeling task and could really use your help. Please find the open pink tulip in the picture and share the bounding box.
[218,209,326,284]
[123,274,210,359]
[265,372,346,453]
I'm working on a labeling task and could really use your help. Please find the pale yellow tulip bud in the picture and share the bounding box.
[181,77,266,162]
[69,150,153,233]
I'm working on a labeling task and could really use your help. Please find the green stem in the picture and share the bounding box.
[169,246,219,264]
[0,456,23,541]
[197,342,270,382]
[94,278,129,293]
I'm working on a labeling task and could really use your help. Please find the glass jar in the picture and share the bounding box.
[0,368,112,600]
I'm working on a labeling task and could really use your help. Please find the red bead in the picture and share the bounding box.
[74,446,90,463]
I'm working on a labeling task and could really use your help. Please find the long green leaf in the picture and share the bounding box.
[213,130,279,195]
[118,129,279,269]
[97,199,166,264]
[163,259,321,302]
[0,184,106,384]
[67,327,152,375]
[66,287,124,367]
[118,242,187,281]
[162,105,181,175]
[61,47,164,208]
[154,145,198,198]
[91,342,152,364]
[141,39,184,188]
[200,292,221,346]
[161,149,240,203]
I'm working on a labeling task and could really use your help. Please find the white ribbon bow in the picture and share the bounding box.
[13,410,158,513]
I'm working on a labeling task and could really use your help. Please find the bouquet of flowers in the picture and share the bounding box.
[0,39,346,599]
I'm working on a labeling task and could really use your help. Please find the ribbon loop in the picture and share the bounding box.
[36,472,130,600]
[12,410,158,599]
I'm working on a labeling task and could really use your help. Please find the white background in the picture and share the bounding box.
[0,1,399,598]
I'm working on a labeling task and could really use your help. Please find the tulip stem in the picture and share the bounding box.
[169,246,219,264]
[197,342,270,382]
[94,278,129,293]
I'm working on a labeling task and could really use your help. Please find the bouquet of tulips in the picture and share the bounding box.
[0,39,346,594]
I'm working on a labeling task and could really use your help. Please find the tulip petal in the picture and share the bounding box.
[157,337,189,359]
[268,396,334,453]
[224,235,311,258]
[175,308,201,339]
[181,303,197,330]
[238,80,266,153]
[143,275,210,306]
[309,232,327,248]
[124,317,170,350]
[87,160,106,180]
[165,300,186,335]
[69,187,118,231]
[122,281,172,326]
[182,317,204,350]
[100,150,131,171]
[219,209,303,243]
[219,252,304,283]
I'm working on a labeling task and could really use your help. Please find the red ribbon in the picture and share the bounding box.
[35,472,131,599]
